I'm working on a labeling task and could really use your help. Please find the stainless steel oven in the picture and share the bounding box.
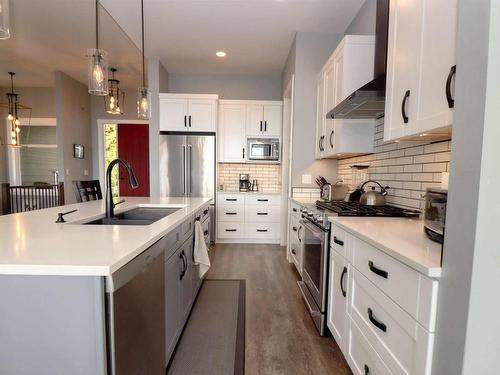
[297,217,329,336]
[246,137,280,162]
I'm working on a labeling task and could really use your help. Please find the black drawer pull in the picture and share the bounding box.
[226,198,237,201]
[264,120,267,132]
[203,209,209,215]
[340,266,347,298]
[293,208,298,212]
[257,229,268,232]
[195,216,201,221]
[257,212,268,216]
[368,261,389,279]
[291,249,296,255]
[368,307,387,332]
[260,121,263,132]
[292,226,298,232]
[364,364,370,375]
[225,212,237,215]
[333,236,344,246]
[402,90,410,124]
[446,65,456,108]
[203,230,209,236]
[257,199,269,202]
[225,229,237,232]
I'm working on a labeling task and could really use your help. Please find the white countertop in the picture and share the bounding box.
[0,197,211,277]
[289,197,318,205]
[329,217,442,278]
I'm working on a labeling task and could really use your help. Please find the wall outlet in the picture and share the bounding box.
[302,174,312,184]
[84,169,89,176]
[66,169,69,176]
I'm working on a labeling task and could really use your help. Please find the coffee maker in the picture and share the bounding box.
[239,173,251,192]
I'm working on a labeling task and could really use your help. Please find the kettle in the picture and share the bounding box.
[359,180,390,206]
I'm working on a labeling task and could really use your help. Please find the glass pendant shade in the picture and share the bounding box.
[137,87,150,120]
[87,48,108,96]
[0,0,10,40]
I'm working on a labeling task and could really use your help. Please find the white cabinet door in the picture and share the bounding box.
[323,62,336,156]
[315,74,326,159]
[188,99,216,132]
[160,98,189,132]
[263,105,282,137]
[384,0,423,141]
[327,250,349,355]
[165,249,182,362]
[218,104,246,162]
[246,104,264,136]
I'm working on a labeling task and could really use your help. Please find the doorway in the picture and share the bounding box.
[103,122,150,197]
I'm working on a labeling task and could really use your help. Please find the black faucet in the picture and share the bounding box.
[105,159,139,219]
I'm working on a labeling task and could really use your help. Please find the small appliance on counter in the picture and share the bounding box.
[251,179,259,192]
[239,173,251,192]
[423,188,447,243]
[320,182,349,202]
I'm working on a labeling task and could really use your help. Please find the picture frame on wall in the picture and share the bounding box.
[73,144,84,159]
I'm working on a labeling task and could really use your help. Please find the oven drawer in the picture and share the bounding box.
[245,205,280,223]
[244,222,280,239]
[350,267,434,375]
[245,194,281,206]
[217,222,244,238]
[217,205,244,222]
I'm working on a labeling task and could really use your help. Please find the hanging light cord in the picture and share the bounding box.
[141,0,145,88]
[95,0,99,50]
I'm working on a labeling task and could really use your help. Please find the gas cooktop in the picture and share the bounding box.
[316,200,421,218]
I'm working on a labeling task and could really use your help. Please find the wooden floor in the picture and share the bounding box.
[206,243,352,375]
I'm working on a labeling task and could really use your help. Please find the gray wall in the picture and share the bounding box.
[148,59,169,197]
[344,0,377,35]
[283,32,342,187]
[168,73,282,100]
[55,72,92,204]
[433,0,500,373]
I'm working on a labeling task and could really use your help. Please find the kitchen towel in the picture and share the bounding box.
[194,220,210,278]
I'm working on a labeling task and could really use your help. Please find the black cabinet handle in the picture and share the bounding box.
[446,65,456,108]
[203,209,209,215]
[318,137,322,152]
[179,251,187,280]
[340,266,347,297]
[330,130,334,148]
[225,229,237,232]
[264,121,267,132]
[204,230,209,236]
[225,212,237,215]
[188,115,192,127]
[298,226,302,242]
[292,226,298,232]
[364,364,370,375]
[226,198,237,201]
[184,115,187,127]
[293,208,298,212]
[242,148,245,159]
[257,212,268,216]
[195,216,201,221]
[368,307,387,332]
[292,249,297,255]
[333,236,344,246]
[260,121,263,132]
[402,90,410,124]
[257,229,268,232]
[368,260,389,279]
[257,199,268,202]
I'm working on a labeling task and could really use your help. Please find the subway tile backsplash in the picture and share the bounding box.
[337,119,451,210]
[217,163,281,192]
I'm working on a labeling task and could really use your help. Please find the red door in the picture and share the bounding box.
[117,124,150,196]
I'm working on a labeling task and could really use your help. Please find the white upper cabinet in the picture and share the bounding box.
[315,35,376,160]
[159,94,218,133]
[218,103,246,163]
[246,102,282,137]
[384,0,457,142]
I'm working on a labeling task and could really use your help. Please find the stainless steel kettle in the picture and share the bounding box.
[359,180,390,206]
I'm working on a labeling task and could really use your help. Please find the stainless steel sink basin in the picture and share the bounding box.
[84,207,181,226]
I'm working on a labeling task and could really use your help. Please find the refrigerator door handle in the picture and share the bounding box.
[182,144,187,195]
[188,144,193,195]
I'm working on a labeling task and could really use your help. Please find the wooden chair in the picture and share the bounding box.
[73,180,103,203]
[1,182,65,215]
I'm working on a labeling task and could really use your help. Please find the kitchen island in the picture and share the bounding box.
[0,196,211,375]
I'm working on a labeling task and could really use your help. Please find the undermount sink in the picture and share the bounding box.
[84,207,181,226]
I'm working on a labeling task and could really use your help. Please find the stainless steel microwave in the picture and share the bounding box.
[247,137,280,162]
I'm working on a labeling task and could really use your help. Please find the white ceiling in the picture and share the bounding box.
[0,0,143,88]
[100,0,365,75]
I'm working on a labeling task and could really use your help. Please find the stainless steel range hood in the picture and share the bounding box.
[326,0,389,120]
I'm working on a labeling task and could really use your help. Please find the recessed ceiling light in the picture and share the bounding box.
[216,51,227,57]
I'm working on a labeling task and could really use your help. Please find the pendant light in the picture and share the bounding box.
[0,72,32,146]
[104,68,125,115]
[137,0,150,120]
[0,0,10,39]
[87,0,108,96]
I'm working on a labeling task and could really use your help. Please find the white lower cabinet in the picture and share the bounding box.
[288,200,304,275]
[328,223,439,375]
[217,193,281,243]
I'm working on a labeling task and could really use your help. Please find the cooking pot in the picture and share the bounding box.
[359,180,390,206]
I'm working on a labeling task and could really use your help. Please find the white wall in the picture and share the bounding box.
[344,0,376,36]
[168,73,282,100]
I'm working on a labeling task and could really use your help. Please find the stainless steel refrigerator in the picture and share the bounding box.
[159,133,216,242]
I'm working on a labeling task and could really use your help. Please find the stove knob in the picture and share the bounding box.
[300,208,308,213]
[307,211,314,217]
[316,215,323,222]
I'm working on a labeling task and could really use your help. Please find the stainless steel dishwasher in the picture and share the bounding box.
[105,238,166,375]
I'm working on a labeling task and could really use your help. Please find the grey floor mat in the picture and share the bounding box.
[167,279,245,375]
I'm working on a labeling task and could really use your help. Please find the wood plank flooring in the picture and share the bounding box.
[206,243,352,375]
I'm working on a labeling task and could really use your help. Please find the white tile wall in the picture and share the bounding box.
[217,163,281,192]
[337,119,451,210]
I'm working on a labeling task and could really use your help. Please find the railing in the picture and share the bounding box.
[1,182,65,215]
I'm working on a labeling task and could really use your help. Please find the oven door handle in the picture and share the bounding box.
[300,219,327,234]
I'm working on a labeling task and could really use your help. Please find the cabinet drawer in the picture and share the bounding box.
[352,236,422,320]
[290,200,302,220]
[245,194,281,206]
[348,319,392,375]
[244,222,280,239]
[181,216,194,242]
[164,224,182,259]
[217,206,244,222]
[245,205,280,223]
[217,222,244,239]
[330,224,349,258]
[350,268,434,375]
[217,194,244,206]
